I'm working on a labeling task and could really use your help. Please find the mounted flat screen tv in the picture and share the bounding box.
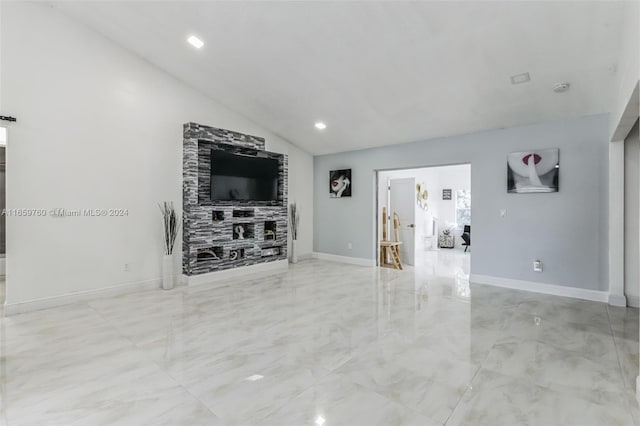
[210,150,279,201]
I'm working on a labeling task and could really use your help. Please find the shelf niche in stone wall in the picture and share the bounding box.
[232,223,255,240]
[197,246,223,263]
[212,211,225,221]
[261,246,281,258]
[233,209,255,218]
[264,221,277,241]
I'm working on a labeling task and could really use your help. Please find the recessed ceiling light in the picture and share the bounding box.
[315,415,326,426]
[552,82,571,93]
[314,122,327,130]
[510,72,531,85]
[187,35,204,49]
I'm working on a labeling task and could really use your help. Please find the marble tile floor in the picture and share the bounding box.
[0,277,4,316]
[0,256,638,425]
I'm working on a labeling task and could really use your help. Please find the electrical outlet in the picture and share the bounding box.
[124,263,130,272]
[533,260,543,272]
[347,242,352,250]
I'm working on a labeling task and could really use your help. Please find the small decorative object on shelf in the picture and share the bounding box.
[234,224,245,240]
[229,250,239,261]
[289,202,300,264]
[198,248,220,260]
[261,247,280,257]
[159,201,181,290]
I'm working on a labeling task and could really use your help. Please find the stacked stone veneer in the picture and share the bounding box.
[183,123,288,276]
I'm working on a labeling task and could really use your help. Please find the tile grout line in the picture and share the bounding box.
[441,306,519,426]
[605,304,637,421]
[83,288,326,424]
[84,299,226,422]
[605,305,634,388]
[443,362,483,426]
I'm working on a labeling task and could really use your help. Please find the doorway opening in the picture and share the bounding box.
[376,164,471,276]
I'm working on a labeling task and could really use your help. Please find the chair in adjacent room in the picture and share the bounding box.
[461,225,471,252]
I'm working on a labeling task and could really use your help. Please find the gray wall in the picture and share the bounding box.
[314,114,609,291]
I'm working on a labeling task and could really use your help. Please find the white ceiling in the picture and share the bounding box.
[52,1,626,155]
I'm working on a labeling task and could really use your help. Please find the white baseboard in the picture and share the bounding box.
[608,293,628,307]
[312,252,376,267]
[297,253,313,261]
[627,295,640,308]
[4,277,164,316]
[183,259,288,287]
[636,376,640,404]
[469,274,609,303]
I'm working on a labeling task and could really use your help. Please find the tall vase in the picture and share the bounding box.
[290,240,298,264]
[162,254,174,290]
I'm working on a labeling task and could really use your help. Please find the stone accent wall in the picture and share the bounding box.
[183,123,288,276]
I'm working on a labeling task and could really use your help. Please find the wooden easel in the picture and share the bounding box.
[379,207,403,270]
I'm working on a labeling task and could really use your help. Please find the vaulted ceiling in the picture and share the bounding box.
[53,1,626,155]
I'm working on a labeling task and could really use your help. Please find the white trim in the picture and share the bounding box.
[470,274,609,303]
[608,293,628,307]
[3,277,163,316]
[636,375,640,404]
[611,81,639,142]
[627,295,640,308]
[312,252,376,267]
[609,140,625,305]
[183,259,288,287]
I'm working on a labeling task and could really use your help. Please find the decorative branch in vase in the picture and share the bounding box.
[159,201,181,290]
[289,202,300,264]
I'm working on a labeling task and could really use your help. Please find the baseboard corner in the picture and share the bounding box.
[627,295,640,308]
[608,293,627,307]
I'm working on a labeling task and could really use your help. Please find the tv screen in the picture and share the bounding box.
[210,150,279,201]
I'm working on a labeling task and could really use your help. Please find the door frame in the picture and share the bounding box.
[374,162,472,267]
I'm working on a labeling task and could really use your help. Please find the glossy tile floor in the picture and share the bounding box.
[0,254,638,425]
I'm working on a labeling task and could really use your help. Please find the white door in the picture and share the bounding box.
[389,178,415,266]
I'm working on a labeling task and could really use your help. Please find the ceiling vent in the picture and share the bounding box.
[553,82,571,93]
[510,72,531,85]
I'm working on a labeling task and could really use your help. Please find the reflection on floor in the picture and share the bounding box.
[0,259,638,425]
[0,276,4,316]
[409,248,471,300]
